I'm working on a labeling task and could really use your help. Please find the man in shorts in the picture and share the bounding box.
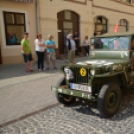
[21,32,33,72]
[45,34,57,70]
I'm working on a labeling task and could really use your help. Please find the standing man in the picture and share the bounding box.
[66,33,76,64]
[45,34,57,70]
[66,31,71,40]
[21,32,33,72]
[73,32,80,55]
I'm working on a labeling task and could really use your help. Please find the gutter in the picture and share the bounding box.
[35,0,38,33]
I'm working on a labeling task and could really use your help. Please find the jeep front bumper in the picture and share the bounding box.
[51,86,95,100]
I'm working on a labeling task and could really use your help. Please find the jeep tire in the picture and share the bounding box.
[55,77,76,105]
[98,82,121,118]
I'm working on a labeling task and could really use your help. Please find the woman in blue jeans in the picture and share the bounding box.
[35,34,45,71]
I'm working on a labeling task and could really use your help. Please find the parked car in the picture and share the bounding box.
[51,32,134,118]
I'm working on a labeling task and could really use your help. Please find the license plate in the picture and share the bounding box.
[70,83,91,93]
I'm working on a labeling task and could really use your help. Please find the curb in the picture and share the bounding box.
[0,103,60,128]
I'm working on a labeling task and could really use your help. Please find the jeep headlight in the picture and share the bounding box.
[64,68,74,80]
[90,69,95,76]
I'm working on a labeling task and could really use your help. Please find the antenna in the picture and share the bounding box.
[114,22,119,33]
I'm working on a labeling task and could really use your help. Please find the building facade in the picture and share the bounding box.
[0,0,36,64]
[0,0,134,64]
[38,0,134,58]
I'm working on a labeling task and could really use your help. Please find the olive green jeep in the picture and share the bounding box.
[51,32,134,118]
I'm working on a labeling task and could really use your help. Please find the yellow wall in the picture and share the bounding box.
[0,0,36,64]
[38,0,93,47]
[38,0,134,48]
[1,0,134,64]
[93,0,134,32]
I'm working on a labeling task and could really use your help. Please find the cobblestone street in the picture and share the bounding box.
[1,88,134,134]
[1,57,134,134]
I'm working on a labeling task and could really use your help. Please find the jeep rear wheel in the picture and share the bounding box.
[56,77,76,105]
[98,83,121,118]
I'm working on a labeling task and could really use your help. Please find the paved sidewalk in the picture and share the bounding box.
[0,57,88,125]
[0,74,62,125]
[0,57,87,88]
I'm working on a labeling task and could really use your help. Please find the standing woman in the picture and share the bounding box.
[35,34,45,71]
[83,36,90,56]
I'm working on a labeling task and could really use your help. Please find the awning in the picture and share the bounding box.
[11,0,33,3]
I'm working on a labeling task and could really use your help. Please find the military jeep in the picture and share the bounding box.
[51,32,134,118]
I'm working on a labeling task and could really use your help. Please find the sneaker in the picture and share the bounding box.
[46,67,50,70]
[53,66,57,70]
[86,53,88,56]
[38,69,41,71]
[42,68,46,71]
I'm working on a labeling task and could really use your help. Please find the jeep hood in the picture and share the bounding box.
[76,59,128,69]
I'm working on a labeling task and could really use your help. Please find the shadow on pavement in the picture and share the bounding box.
[65,100,100,117]
[0,63,59,80]
[65,88,134,120]
[0,57,88,80]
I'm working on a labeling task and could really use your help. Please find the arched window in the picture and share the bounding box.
[94,16,107,35]
[118,19,128,32]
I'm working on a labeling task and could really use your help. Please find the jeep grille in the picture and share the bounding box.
[71,66,89,84]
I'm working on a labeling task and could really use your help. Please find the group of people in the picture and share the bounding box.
[65,31,90,64]
[21,31,91,72]
[21,32,57,72]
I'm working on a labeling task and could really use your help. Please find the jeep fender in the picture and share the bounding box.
[92,71,128,91]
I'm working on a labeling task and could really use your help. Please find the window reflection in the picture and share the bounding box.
[4,12,26,45]
[91,36,130,50]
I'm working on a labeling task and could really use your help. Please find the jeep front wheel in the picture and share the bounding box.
[98,83,121,118]
[56,93,76,105]
[56,77,76,105]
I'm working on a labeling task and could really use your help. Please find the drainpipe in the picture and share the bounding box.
[35,0,38,34]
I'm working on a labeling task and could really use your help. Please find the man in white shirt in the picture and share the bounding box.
[66,34,76,63]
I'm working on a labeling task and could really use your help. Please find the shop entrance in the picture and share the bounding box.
[57,10,79,54]
[0,45,2,64]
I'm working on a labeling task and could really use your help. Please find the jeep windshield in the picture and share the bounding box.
[90,36,130,50]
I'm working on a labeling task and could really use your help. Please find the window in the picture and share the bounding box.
[91,36,130,50]
[119,19,128,32]
[3,12,26,45]
[126,0,131,3]
[94,16,108,35]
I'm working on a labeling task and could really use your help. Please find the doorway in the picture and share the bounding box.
[0,45,2,64]
[57,10,79,54]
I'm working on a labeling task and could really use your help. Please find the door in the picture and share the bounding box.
[57,10,79,54]
[0,45,2,64]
